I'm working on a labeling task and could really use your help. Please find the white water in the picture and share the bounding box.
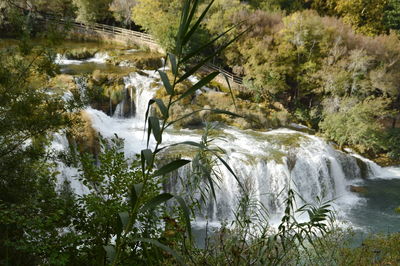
[55,52,109,65]
[53,62,400,230]
[50,133,89,196]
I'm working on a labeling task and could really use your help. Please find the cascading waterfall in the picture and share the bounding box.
[55,52,110,65]
[164,128,371,225]
[50,133,89,196]
[53,58,400,231]
[73,76,88,103]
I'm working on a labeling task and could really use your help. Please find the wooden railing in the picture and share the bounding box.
[202,63,243,85]
[40,15,157,45]
[39,15,245,88]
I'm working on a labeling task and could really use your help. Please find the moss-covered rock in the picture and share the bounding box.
[86,71,127,116]
[67,111,100,158]
[348,185,368,193]
[65,48,98,60]
[49,74,77,93]
[108,50,163,69]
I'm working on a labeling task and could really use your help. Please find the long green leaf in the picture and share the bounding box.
[209,108,241,117]
[144,99,156,146]
[170,141,205,149]
[118,212,129,229]
[153,98,168,119]
[147,116,152,148]
[175,72,219,102]
[141,193,174,212]
[141,149,153,169]
[178,29,248,83]
[174,195,192,241]
[166,109,204,129]
[182,0,200,44]
[158,70,173,95]
[103,245,116,263]
[149,116,162,143]
[153,159,191,177]
[223,74,237,111]
[181,24,237,63]
[168,53,178,75]
[182,0,214,46]
[134,238,185,266]
[130,183,144,209]
[176,0,191,53]
[212,152,244,191]
[166,108,242,129]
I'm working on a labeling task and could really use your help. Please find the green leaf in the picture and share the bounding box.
[170,141,204,149]
[175,72,219,102]
[141,193,174,212]
[176,0,191,52]
[141,149,153,169]
[168,53,178,75]
[182,0,214,46]
[158,70,173,95]
[153,98,168,119]
[201,163,217,201]
[223,74,237,111]
[166,109,204,129]
[182,0,199,41]
[134,238,185,265]
[210,108,241,117]
[212,152,244,191]
[178,29,248,83]
[166,108,241,129]
[147,116,152,148]
[118,212,129,229]
[130,183,143,209]
[103,245,116,263]
[153,159,191,177]
[149,116,162,143]
[181,24,237,63]
[144,99,156,147]
[174,195,192,241]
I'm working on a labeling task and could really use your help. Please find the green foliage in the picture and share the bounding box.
[131,0,210,53]
[72,0,113,23]
[0,36,78,264]
[340,233,400,265]
[385,0,400,31]
[334,0,387,36]
[249,0,305,13]
[320,98,390,153]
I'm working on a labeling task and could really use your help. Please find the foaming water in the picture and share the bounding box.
[55,52,109,65]
[52,60,400,233]
[50,133,89,196]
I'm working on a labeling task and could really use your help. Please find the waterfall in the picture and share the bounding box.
[86,52,110,64]
[73,76,88,103]
[55,52,109,65]
[52,58,400,228]
[50,133,89,196]
[113,71,159,120]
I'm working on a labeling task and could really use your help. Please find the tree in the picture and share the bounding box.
[131,0,183,51]
[334,0,387,35]
[131,0,209,53]
[72,0,113,23]
[110,0,137,26]
[248,0,305,13]
[0,27,80,264]
[384,0,400,31]
[320,97,390,153]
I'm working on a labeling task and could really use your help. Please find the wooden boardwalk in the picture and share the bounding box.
[40,15,245,88]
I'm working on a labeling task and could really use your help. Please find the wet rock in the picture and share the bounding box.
[348,185,367,193]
